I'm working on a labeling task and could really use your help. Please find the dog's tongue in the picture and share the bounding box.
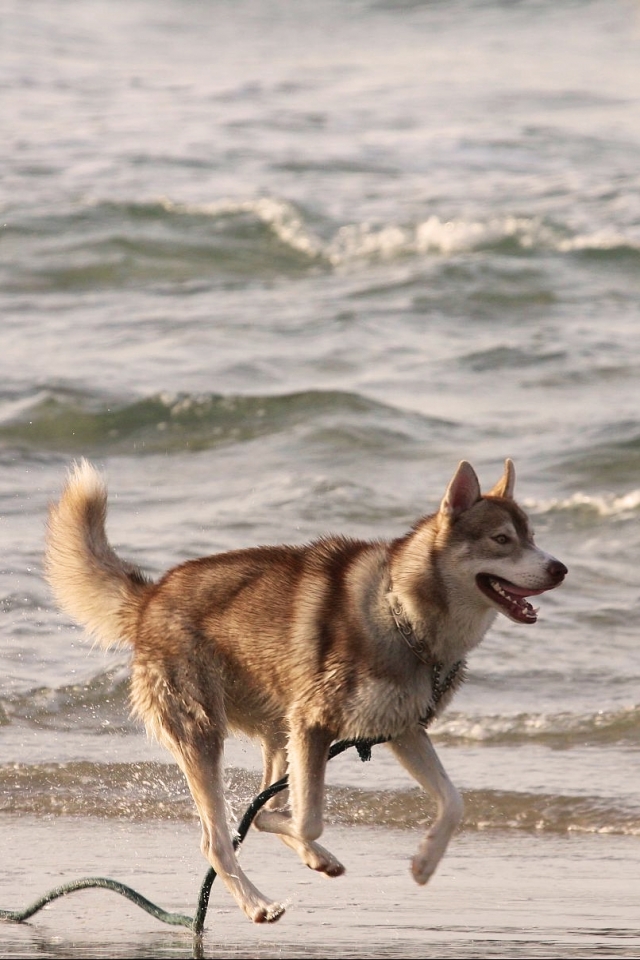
[478,575,546,624]
[501,582,547,599]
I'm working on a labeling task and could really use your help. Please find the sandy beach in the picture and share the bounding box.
[1,814,639,959]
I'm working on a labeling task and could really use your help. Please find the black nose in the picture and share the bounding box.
[547,559,568,583]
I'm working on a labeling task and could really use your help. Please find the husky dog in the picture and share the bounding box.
[45,458,566,924]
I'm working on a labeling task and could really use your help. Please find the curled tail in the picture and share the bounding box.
[45,460,151,649]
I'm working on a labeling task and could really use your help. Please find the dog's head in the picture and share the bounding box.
[438,459,567,624]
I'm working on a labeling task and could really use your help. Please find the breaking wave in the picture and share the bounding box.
[524,490,640,520]
[143,200,640,263]
[0,386,454,456]
[434,705,640,748]
[1,760,639,837]
[6,197,640,292]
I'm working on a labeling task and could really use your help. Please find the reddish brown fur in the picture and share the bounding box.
[45,458,566,925]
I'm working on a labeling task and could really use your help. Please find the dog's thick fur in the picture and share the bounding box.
[45,459,566,923]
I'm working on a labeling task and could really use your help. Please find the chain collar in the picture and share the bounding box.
[387,591,433,665]
[419,660,465,727]
[387,591,465,727]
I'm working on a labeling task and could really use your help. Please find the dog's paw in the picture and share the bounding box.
[313,857,345,878]
[302,842,345,878]
[411,852,437,886]
[251,900,286,924]
[411,823,455,885]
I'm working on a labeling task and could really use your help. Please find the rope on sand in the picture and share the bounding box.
[0,736,388,938]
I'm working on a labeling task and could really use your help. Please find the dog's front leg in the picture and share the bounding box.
[388,726,464,885]
[255,734,345,877]
[283,721,334,846]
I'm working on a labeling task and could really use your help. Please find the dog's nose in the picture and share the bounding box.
[547,559,568,583]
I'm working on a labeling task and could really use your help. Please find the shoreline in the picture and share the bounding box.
[1,816,639,958]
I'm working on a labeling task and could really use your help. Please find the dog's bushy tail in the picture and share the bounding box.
[45,460,151,649]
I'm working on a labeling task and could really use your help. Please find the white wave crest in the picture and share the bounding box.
[152,196,640,263]
[327,214,554,261]
[524,490,640,519]
[434,704,640,743]
[159,195,326,260]
[557,229,640,253]
[156,198,554,262]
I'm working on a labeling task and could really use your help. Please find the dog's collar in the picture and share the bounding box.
[419,659,465,727]
[387,591,465,726]
[387,591,434,666]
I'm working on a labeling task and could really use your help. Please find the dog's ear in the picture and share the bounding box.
[488,458,516,499]
[439,461,482,519]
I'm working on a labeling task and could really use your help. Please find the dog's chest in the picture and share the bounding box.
[339,661,464,739]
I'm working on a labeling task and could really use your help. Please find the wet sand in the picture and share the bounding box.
[1,815,639,958]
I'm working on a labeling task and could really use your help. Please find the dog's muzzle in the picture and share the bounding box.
[476,557,567,625]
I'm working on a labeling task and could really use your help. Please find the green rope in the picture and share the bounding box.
[0,735,388,937]
[0,877,194,930]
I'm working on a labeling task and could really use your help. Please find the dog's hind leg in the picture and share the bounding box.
[254,733,345,878]
[388,726,464,885]
[171,730,286,923]
[132,661,285,921]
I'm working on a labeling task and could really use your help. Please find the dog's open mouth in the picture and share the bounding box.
[476,574,548,624]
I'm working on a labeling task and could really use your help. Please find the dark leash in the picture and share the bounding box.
[0,736,389,940]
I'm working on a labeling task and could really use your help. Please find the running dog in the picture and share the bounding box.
[45,458,566,923]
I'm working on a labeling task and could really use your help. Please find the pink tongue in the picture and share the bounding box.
[501,581,546,599]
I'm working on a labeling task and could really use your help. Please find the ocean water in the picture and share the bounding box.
[1,0,640,955]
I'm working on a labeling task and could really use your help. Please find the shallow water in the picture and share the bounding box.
[2,0,640,954]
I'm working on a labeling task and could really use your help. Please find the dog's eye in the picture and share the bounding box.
[492,534,510,545]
